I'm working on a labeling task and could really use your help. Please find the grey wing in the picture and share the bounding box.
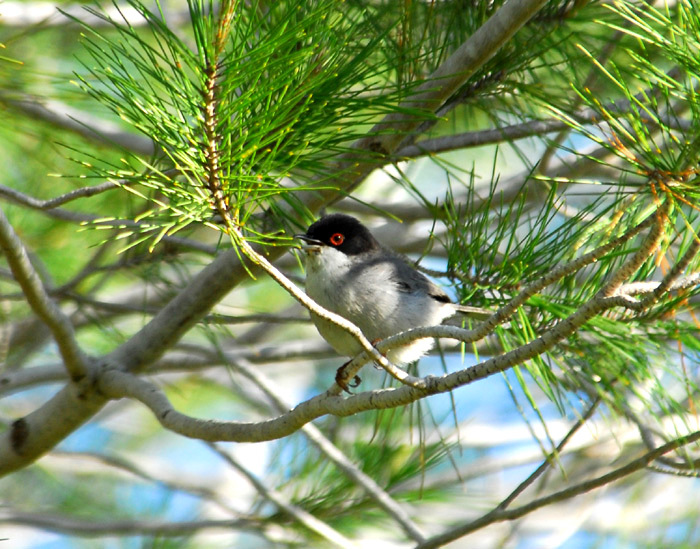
[390,257,452,304]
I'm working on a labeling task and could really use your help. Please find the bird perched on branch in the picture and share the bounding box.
[296,213,484,391]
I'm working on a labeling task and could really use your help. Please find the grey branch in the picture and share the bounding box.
[95,288,652,444]
[0,0,555,475]
[233,231,409,391]
[0,511,263,537]
[0,181,123,210]
[208,443,358,549]
[0,385,107,476]
[2,94,155,155]
[337,210,657,387]
[495,398,601,511]
[0,183,218,254]
[396,89,692,159]
[0,339,335,397]
[294,0,550,209]
[0,201,669,475]
[233,358,427,543]
[0,206,89,380]
[599,201,669,297]
[0,2,188,28]
[397,118,574,158]
[416,429,700,549]
[50,450,240,514]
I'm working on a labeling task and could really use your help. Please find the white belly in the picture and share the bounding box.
[303,247,452,363]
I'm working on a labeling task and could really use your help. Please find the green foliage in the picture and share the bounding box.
[4,1,700,548]
[274,412,456,534]
[67,0,432,248]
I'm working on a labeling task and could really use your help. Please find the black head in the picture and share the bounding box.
[298,213,380,256]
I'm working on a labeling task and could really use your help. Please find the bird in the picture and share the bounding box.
[295,213,483,391]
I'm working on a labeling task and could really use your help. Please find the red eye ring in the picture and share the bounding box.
[329,233,345,246]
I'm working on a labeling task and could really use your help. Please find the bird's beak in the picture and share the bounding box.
[294,234,323,251]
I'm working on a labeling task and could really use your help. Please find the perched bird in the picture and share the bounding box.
[296,213,482,391]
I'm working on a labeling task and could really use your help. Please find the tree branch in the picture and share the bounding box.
[416,429,700,549]
[495,398,601,511]
[395,83,692,159]
[232,358,427,543]
[0,339,335,397]
[0,181,123,210]
[1,93,155,155]
[50,449,240,514]
[0,385,107,476]
[297,0,550,208]
[208,443,358,549]
[599,199,669,297]
[0,0,556,475]
[0,511,263,537]
[0,198,672,475]
[95,288,652,445]
[0,184,218,254]
[0,206,89,381]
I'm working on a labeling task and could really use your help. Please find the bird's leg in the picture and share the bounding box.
[335,360,361,393]
[336,339,385,392]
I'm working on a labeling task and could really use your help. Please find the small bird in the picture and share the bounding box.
[296,213,482,391]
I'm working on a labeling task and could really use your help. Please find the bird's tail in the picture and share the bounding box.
[451,304,493,320]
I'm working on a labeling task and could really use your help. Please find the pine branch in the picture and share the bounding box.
[0,206,89,381]
[1,93,155,155]
[0,385,107,476]
[93,280,659,443]
[0,511,263,537]
[495,397,601,511]
[0,181,123,210]
[598,199,668,297]
[0,191,672,474]
[208,443,358,549]
[233,358,427,543]
[0,183,217,254]
[300,0,550,207]
[50,449,241,514]
[0,339,335,397]
[417,428,700,549]
[395,101,690,159]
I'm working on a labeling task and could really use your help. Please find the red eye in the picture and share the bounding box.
[329,233,345,246]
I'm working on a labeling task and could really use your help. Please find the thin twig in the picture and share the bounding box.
[495,398,601,511]
[0,206,89,380]
[233,358,427,543]
[619,273,700,296]
[0,511,263,537]
[0,184,218,254]
[647,464,700,478]
[0,181,123,210]
[69,294,309,324]
[2,93,155,155]
[0,338,335,396]
[416,429,700,549]
[207,443,358,549]
[232,231,420,391]
[396,89,694,158]
[49,450,240,514]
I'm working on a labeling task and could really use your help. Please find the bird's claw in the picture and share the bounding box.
[335,363,361,393]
